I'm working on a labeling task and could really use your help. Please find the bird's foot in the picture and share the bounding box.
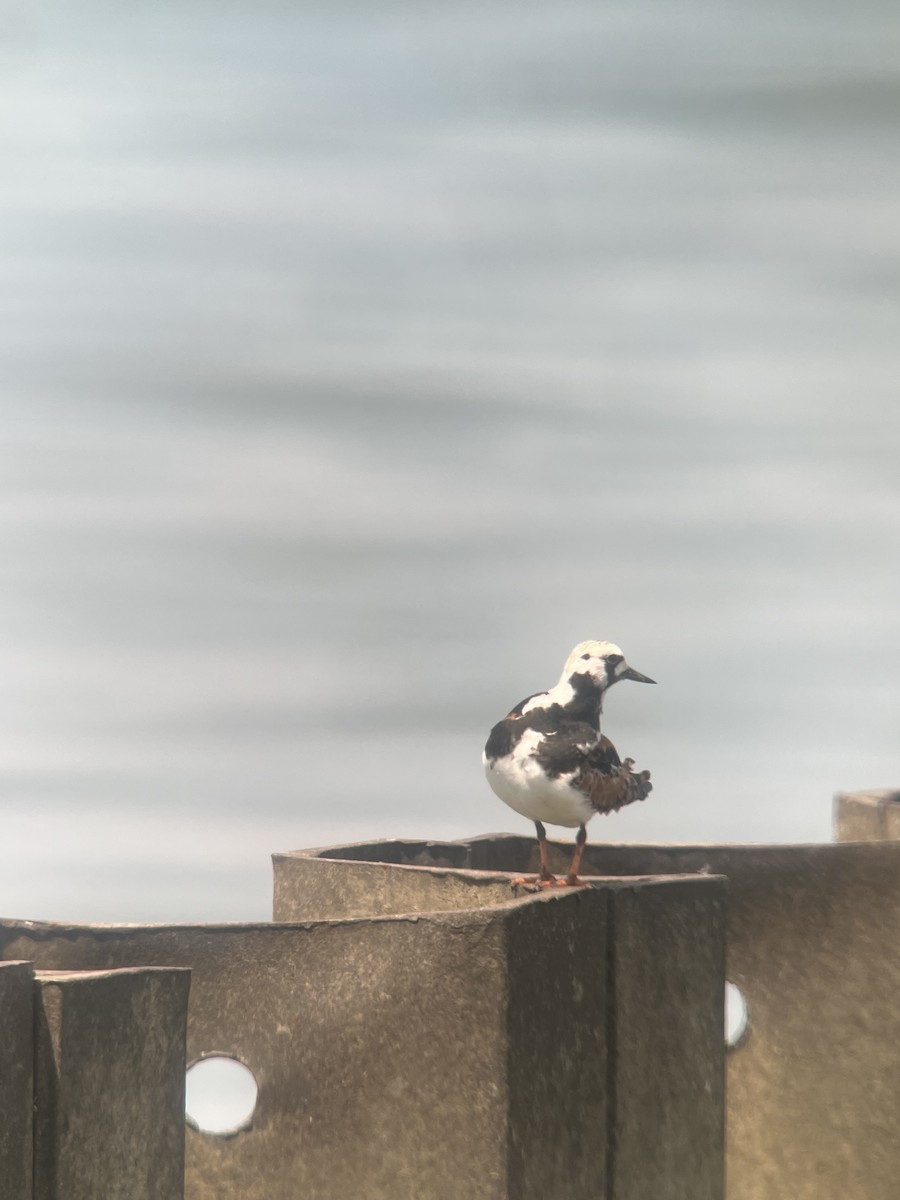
[510,873,560,892]
[511,874,589,891]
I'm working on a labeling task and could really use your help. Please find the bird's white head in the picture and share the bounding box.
[558,640,657,694]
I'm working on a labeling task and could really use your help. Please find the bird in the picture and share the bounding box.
[483,640,655,887]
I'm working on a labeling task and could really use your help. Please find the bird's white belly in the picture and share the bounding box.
[483,735,595,829]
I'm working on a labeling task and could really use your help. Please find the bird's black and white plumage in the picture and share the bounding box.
[483,640,655,886]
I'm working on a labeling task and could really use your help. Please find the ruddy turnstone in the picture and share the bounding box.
[483,640,655,887]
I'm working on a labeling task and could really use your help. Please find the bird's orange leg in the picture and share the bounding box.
[511,821,559,889]
[564,824,588,887]
[535,821,557,884]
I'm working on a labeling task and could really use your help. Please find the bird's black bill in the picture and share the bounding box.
[620,666,656,684]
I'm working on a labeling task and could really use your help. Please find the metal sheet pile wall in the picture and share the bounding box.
[1,866,724,1200]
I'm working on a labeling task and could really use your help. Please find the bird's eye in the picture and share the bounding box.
[606,654,623,668]
[580,652,591,660]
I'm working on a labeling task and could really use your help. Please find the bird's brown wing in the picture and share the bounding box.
[572,734,653,815]
[528,726,653,815]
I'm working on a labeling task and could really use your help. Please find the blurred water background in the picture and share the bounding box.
[1,0,898,922]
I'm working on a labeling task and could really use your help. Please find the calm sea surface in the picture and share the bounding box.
[1,0,898,920]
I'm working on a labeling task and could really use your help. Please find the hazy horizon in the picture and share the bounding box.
[1,0,898,922]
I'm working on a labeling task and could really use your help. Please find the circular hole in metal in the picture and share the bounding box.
[725,981,749,1049]
[185,1055,258,1136]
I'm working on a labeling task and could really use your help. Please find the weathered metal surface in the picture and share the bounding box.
[32,966,190,1200]
[271,845,515,920]
[278,835,900,1200]
[0,961,33,1200]
[833,788,900,842]
[609,878,724,1200]
[1,892,617,1200]
[275,844,726,1200]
